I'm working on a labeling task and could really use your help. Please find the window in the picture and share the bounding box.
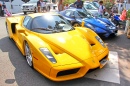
[84,3,97,10]
[65,10,72,17]
[74,11,80,18]
[31,15,74,34]
[23,16,32,29]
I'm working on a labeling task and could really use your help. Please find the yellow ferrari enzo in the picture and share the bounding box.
[6,13,109,81]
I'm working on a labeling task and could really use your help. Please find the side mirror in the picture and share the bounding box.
[71,15,75,18]
[81,21,85,27]
[15,24,25,33]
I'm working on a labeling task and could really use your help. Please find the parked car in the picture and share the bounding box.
[69,2,109,18]
[60,8,118,38]
[84,1,99,8]
[21,0,53,14]
[5,12,109,81]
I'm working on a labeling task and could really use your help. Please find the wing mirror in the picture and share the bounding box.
[81,21,85,27]
[71,15,75,18]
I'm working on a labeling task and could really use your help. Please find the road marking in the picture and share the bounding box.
[85,51,120,84]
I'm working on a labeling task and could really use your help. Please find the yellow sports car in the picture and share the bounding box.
[6,13,109,81]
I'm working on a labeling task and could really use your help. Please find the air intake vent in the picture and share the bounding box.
[91,44,95,46]
[57,68,80,77]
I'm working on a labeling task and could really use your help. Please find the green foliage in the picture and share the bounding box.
[104,1,114,10]
[103,0,115,10]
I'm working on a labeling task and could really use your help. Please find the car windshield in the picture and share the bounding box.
[92,2,99,8]
[77,10,93,18]
[84,3,98,10]
[31,15,74,34]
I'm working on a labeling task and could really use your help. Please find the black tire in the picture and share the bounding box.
[25,42,33,68]
[34,7,37,13]
[24,12,27,15]
[72,23,80,27]
[5,22,11,39]
[47,6,50,12]
[5,22,9,35]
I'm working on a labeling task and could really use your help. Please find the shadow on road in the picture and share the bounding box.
[0,37,104,86]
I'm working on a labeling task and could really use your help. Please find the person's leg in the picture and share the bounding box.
[43,7,45,12]
[0,7,2,16]
[124,20,129,34]
[1,10,4,16]
[38,6,40,12]
[127,27,130,38]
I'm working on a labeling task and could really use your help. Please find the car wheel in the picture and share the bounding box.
[47,6,50,12]
[24,12,27,15]
[34,7,37,13]
[5,22,9,35]
[25,42,33,68]
[5,22,11,39]
[73,23,80,27]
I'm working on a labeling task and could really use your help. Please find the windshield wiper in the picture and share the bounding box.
[33,28,53,31]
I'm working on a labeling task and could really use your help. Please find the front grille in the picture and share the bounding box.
[57,68,80,77]
[23,6,28,8]
[99,55,108,62]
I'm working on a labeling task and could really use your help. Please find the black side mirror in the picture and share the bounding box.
[71,15,75,18]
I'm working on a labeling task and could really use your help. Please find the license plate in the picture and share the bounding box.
[100,59,108,68]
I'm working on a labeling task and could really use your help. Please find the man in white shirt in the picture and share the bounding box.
[98,1,105,18]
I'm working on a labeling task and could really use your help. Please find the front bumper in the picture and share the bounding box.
[21,7,35,12]
[98,27,118,38]
[48,49,109,81]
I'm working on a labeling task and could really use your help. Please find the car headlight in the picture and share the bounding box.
[95,36,106,47]
[86,23,95,31]
[109,26,116,30]
[40,48,57,63]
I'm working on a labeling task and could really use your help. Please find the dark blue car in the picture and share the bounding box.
[59,8,118,37]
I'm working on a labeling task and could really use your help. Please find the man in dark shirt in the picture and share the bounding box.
[37,0,42,12]
[74,0,83,9]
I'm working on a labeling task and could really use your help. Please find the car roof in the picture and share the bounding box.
[65,8,83,11]
[28,12,59,18]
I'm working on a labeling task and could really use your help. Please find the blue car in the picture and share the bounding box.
[59,8,118,37]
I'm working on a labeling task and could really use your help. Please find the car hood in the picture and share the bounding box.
[22,3,36,6]
[83,18,106,29]
[38,30,93,61]
[97,18,115,26]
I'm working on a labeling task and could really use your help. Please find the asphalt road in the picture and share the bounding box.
[0,16,130,86]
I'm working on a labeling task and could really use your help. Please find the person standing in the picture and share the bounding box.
[58,0,64,11]
[124,9,130,38]
[98,1,105,18]
[41,0,47,12]
[37,0,42,12]
[74,0,83,9]
[64,4,69,10]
